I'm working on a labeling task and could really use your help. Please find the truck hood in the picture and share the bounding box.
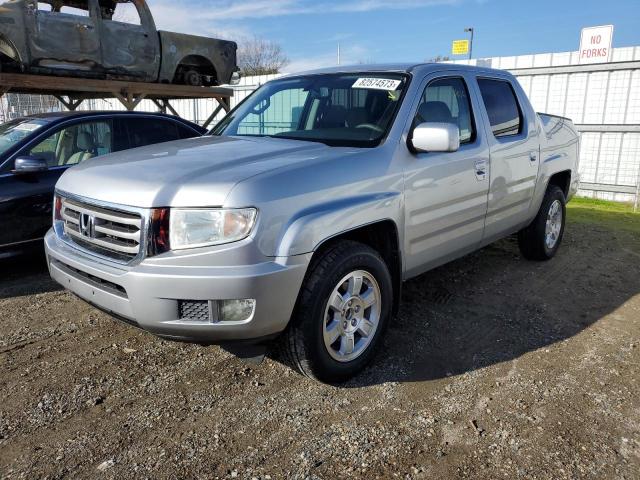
[56,136,339,208]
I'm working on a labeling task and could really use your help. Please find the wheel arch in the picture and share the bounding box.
[548,169,572,199]
[174,54,218,81]
[307,220,403,316]
[0,34,22,64]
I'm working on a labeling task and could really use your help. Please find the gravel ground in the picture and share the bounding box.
[1,208,639,479]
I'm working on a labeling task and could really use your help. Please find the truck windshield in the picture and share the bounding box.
[212,73,408,147]
[0,118,50,156]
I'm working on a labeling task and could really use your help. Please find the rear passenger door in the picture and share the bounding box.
[97,0,160,81]
[401,74,490,277]
[475,77,541,243]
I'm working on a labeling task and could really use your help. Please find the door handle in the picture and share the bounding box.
[529,151,538,162]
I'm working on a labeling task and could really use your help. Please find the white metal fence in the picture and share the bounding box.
[2,47,639,204]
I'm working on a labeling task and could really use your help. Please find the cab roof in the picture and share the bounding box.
[282,62,512,78]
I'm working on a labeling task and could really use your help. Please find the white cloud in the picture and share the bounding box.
[147,0,468,68]
[149,0,461,31]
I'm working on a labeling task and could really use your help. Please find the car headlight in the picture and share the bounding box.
[168,208,257,250]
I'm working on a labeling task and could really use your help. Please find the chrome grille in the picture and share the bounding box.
[60,197,143,261]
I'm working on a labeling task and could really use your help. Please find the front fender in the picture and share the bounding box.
[275,191,402,257]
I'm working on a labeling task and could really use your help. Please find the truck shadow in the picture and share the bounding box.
[268,214,639,387]
[0,251,62,300]
[337,223,639,387]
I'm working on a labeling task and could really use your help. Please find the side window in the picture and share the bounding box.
[477,78,523,137]
[37,1,90,17]
[26,120,113,167]
[59,5,89,16]
[100,0,142,25]
[126,118,181,148]
[175,123,201,139]
[236,88,309,136]
[414,77,475,144]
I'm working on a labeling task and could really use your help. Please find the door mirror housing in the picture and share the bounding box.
[13,156,49,174]
[410,122,460,153]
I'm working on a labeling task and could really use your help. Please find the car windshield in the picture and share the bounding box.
[0,118,50,156]
[212,73,409,147]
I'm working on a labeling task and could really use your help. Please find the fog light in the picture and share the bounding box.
[219,299,255,322]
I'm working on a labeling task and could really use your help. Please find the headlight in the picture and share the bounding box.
[169,208,257,250]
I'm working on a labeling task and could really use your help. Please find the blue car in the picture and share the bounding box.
[0,111,206,258]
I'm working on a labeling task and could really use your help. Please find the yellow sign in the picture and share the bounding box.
[452,39,469,55]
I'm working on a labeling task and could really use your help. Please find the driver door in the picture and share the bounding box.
[0,161,66,251]
[26,0,101,72]
[401,74,491,278]
[0,120,113,250]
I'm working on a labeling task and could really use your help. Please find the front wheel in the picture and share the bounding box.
[518,185,566,260]
[280,241,393,383]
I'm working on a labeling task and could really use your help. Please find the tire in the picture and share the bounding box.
[183,69,202,87]
[280,240,393,383]
[518,185,566,261]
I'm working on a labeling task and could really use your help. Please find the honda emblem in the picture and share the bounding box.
[79,213,95,238]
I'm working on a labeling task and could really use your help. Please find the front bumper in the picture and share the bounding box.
[44,229,310,343]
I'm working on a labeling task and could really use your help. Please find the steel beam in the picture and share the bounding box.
[575,124,640,133]
[510,60,640,77]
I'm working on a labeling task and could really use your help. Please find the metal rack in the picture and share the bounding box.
[0,73,233,128]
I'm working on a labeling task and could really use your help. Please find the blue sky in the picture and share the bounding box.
[149,0,640,72]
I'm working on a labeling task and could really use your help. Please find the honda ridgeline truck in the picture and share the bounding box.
[45,64,580,383]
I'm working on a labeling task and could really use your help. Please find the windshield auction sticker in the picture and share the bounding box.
[352,78,402,91]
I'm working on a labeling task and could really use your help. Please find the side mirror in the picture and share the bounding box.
[410,122,460,153]
[13,156,48,174]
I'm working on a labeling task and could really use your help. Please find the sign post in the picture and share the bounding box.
[579,25,614,64]
[464,27,474,60]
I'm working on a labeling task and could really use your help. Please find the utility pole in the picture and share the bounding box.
[464,27,474,60]
[634,164,640,212]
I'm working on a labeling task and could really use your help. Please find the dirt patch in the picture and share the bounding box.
[1,206,639,479]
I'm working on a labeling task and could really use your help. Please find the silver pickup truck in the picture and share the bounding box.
[45,64,580,383]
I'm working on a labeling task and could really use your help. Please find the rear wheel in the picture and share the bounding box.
[183,69,202,87]
[280,241,393,383]
[518,185,566,260]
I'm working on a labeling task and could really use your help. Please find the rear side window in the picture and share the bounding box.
[477,79,522,137]
[126,118,181,149]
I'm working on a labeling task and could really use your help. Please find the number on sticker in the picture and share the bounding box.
[352,78,402,91]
